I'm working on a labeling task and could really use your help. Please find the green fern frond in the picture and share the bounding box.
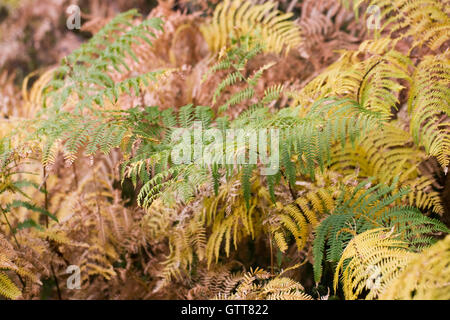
[37,11,166,165]
[312,179,448,283]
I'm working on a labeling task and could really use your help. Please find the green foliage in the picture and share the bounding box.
[312,178,448,283]
[126,96,382,209]
[205,34,280,113]
[37,10,165,165]
[0,138,53,230]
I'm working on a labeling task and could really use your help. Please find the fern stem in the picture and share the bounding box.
[287,0,298,12]
[73,162,79,189]
[43,166,49,228]
[357,60,382,105]
[50,263,62,300]
[269,235,274,275]
[42,166,64,299]
[1,206,20,249]
[280,168,298,201]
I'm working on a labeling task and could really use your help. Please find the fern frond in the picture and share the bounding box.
[408,54,450,169]
[215,267,313,300]
[344,0,450,51]
[329,122,444,214]
[334,228,413,300]
[37,11,166,165]
[200,0,302,55]
[0,272,21,300]
[381,234,450,300]
[312,179,447,283]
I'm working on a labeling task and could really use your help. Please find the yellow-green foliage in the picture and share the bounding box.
[329,123,444,214]
[204,177,270,267]
[381,234,450,300]
[143,199,207,281]
[335,228,450,300]
[1,1,449,300]
[293,43,410,116]
[408,53,450,169]
[0,272,21,300]
[200,0,302,55]
[271,180,336,253]
[334,228,413,300]
[343,0,450,51]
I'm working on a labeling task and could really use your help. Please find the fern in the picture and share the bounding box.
[0,272,22,300]
[291,32,450,173]
[333,228,413,300]
[381,234,450,300]
[205,35,276,113]
[215,267,313,300]
[205,177,267,267]
[200,0,302,55]
[4,2,450,300]
[343,0,450,51]
[141,199,207,283]
[130,96,381,210]
[312,178,448,283]
[329,122,444,214]
[335,228,450,299]
[0,234,41,299]
[37,10,166,166]
[408,54,450,169]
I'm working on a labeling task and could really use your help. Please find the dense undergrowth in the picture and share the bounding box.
[0,0,449,300]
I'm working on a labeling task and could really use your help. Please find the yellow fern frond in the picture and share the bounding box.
[263,277,313,300]
[205,178,268,268]
[357,51,411,119]
[334,228,413,300]
[274,180,342,253]
[280,204,309,251]
[290,51,362,108]
[79,244,117,282]
[22,68,55,119]
[329,122,444,214]
[408,54,450,169]
[200,0,302,55]
[273,230,288,253]
[290,48,410,115]
[36,229,88,248]
[346,0,450,51]
[381,234,450,300]
[217,267,313,300]
[0,272,22,300]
